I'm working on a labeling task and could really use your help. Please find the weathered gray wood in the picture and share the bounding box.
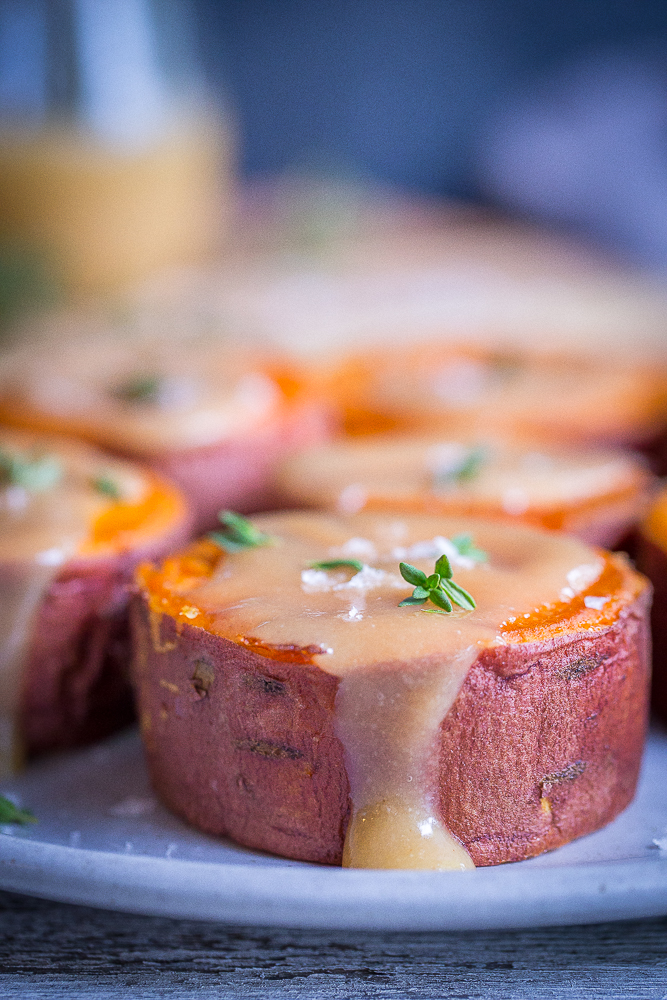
[1,891,667,998]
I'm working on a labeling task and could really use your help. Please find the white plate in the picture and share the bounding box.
[1,726,667,931]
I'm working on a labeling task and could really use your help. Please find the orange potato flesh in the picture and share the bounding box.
[640,488,667,554]
[82,474,189,559]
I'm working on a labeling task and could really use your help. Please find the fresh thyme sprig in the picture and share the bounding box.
[0,448,62,492]
[432,444,487,489]
[451,533,487,563]
[398,554,476,615]
[0,794,36,826]
[209,510,276,553]
[308,559,363,573]
[92,475,122,500]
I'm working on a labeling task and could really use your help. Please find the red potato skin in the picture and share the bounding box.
[19,518,192,756]
[131,582,651,866]
[567,511,646,551]
[149,401,334,532]
[635,534,667,722]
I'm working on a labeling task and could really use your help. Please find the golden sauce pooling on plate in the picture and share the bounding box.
[0,430,148,777]
[140,511,636,871]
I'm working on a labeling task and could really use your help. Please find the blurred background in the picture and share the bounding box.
[2,0,667,325]
[200,0,667,274]
[200,0,667,214]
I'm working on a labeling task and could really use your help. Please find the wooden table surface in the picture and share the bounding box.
[2,890,667,998]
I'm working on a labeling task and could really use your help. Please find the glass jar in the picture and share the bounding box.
[0,0,234,299]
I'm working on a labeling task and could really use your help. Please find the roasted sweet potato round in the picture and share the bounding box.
[327,343,667,454]
[132,511,650,869]
[277,434,654,549]
[0,323,332,530]
[636,486,667,721]
[0,428,191,775]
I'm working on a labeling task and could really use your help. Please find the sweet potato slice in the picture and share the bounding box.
[0,430,191,767]
[132,512,650,868]
[636,487,667,721]
[327,343,667,455]
[0,328,332,531]
[277,434,654,549]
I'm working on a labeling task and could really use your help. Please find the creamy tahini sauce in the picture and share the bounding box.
[279,436,648,524]
[0,430,146,777]
[182,511,609,870]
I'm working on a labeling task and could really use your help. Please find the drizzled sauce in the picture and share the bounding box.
[140,511,638,870]
[0,429,148,778]
[336,645,475,869]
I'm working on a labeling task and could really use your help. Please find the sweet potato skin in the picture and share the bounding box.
[438,589,651,865]
[635,534,667,721]
[131,582,651,866]
[131,599,349,864]
[149,401,333,532]
[20,522,192,756]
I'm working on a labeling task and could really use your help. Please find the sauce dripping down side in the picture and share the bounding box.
[336,647,475,869]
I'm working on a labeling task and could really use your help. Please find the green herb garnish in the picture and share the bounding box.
[308,559,363,573]
[489,350,522,382]
[0,794,36,826]
[113,375,162,404]
[433,445,486,489]
[398,554,476,615]
[92,475,122,500]
[0,448,62,492]
[209,511,276,553]
[451,533,487,563]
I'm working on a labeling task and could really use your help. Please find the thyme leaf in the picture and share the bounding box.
[441,577,476,612]
[435,553,453,579]
[398,563,427,588]
[209,510,276,553]
[0,794,36,826]
[308,559,363,573]
[113,375,162,404]
[451,533,487,563]
[428,588,453,612]
[432,445,486,489]
[399,556,476,614]
[0,448,62,492]
[92,475,122,500]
